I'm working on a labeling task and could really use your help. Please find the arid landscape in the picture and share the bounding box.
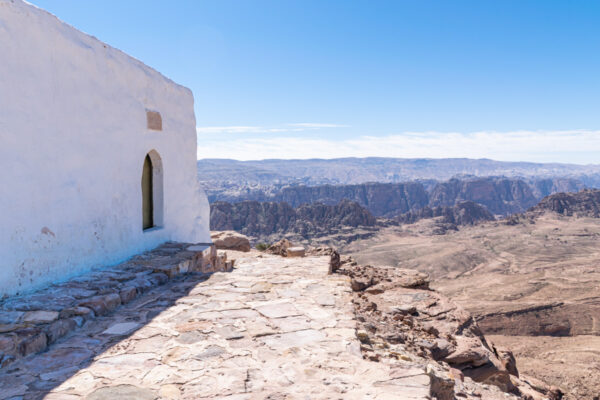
[344,212,600,398]
[4,0,600,398]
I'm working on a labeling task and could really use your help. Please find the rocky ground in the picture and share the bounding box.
[0,245,554,399]
[345,213,600,399]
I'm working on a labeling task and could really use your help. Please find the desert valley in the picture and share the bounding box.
[204,158,600,399]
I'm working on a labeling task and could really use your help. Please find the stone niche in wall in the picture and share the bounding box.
[146,110,162,131]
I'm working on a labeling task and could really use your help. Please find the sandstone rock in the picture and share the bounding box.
[148,273,169,286]
[286,246,305,257]
[266,239,293,256]
[210,231,251,252]
[79,297,109,316]
[45,318,77,344]
[119,287,138,304]
[22,310,59,324]
[87,384,156,400]
[0,311,24,325]
[15,327,47,356]
[210,198,378,240]
[494,346,519,377]
[444,337,490,367]
[102,322,140,336]
[350,276,373,292]
[59,306,94,320]
[427,364,455,400]
[153,265,179,279]
[103,293,122,312]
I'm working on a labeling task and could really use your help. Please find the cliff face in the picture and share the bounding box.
[528,189,600,217]
[205,175,586,218]
[396,201,495,226]
[210,199,377,239]
[429,178,538,215]
[529,178,585,199]
[274,182,429,217]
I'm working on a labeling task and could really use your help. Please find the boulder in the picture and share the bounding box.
[210,231,251,252]
[286,246,305,257]
[266,239,293,256]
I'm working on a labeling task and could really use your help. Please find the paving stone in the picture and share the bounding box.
[87,384,157,400]
[22,310,59,324]
[214,325,244,340]
[0,250,431,399]
[59,306,95,320]
[255,301,301,319]
[23,347,93,375]
[79,297,109,316]
[260,329,326,350]
[250,281,273,293]
[0,311,24,325]
[102,322,140,336]
[0,323,24,333]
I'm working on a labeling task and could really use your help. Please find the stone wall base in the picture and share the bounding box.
[0,242,232,368]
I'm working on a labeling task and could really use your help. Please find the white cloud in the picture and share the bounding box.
[287,123,349,128]
[196,123,348,135]
[197,129,600,164]
[196,126,264,134]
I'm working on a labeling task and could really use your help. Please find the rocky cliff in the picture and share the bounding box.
[274,182,429,217]
[396,201,495,226]
[325,250,559,400]
[206,176,584,218]
[210,199,377,241]
[428,178,538,215]
[528,188,600,217]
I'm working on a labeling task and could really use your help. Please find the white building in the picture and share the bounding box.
[0,0,211,296]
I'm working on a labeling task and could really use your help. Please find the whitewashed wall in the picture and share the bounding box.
[0,0,211,296]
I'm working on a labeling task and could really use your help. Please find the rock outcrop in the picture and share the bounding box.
[274,182,430,217]
[210,199,378,240]
[396,201,495,226]
[528,188,600,217]
[210,231,251,252]
[429,178,539,215]
[331,254,560,400]
[207,176,584,223]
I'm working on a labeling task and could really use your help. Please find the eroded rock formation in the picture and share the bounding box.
[396,201,495,226]
[210,199,378,240]
[331,254,562,400]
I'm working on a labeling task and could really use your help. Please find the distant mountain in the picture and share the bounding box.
[198,157,600,187]
[528,189,600,217]
[207,176,585,217]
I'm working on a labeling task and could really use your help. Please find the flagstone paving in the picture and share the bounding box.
[0,251,431,399]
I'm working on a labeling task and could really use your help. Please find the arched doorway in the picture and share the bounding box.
[141,150,163,230]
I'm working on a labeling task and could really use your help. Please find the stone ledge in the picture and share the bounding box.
[0,242,233,367]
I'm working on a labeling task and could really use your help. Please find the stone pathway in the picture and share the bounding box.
[0,251,431,400]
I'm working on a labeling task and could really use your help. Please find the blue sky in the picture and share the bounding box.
[30,0,600,163]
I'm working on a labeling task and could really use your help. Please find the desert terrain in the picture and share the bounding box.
[344,213,600,399]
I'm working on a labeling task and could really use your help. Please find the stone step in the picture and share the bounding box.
[0,242,232,368]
